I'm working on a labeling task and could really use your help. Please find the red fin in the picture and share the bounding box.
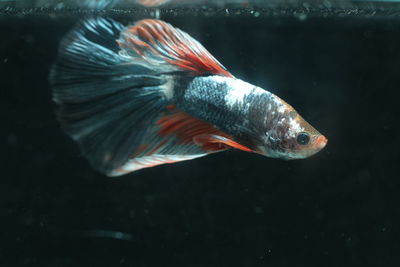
[157,107,252,152]
[194,134,253,153]
[157,108,227,151]
[119,19,234,77]
[109,107,253,176]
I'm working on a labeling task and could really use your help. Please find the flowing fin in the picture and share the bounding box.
[110,107,231,176]
[50,18,169,175]
[117,19,234,77]
[109,154,207,176]
[50,18,236,176]
[157,107,253,153]
[156,107,232,151]
[194,134,253,152]
[111,107,255,176]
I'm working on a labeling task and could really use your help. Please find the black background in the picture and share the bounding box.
[1,10,400,267]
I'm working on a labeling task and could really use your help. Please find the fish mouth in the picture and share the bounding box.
[297,135,328,159]
[315,135,328,150]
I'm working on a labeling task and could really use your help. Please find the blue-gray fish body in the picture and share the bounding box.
[50,18,327,176]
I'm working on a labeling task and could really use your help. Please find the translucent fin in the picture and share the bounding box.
[50,18,235,176]
[110,107,231,176]
[50,18,168,175]
[118,19,234,77]
[109,154,207,176]
[194,134,253,152]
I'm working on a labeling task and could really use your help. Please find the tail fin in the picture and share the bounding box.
[50,18,169,175]
[50,18,238,176]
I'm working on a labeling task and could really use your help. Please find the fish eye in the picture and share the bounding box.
[296,132,310,145]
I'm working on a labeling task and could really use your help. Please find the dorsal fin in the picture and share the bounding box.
[117,19,234,77]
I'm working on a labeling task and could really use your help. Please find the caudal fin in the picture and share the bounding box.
[50,18,239,176]
[50,18,172,175]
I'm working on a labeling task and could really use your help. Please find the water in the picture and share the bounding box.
[1,1,399,266]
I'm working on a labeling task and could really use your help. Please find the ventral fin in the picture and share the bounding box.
[156,107,232,152]
[118,19,234,77]
[194,134,254,153]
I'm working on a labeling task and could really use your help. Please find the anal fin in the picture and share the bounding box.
[109,107,247,176]
[109,154,207,176]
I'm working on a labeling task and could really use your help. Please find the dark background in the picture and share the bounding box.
[1,9,400,267]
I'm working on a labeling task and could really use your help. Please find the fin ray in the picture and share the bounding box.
[50,18,169,175]
[107,108,232,176]
[50,18,239,176]
[118,19,234,77]
[109,154,207,176]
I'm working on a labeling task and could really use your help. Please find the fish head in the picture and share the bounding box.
[258,103,327,160]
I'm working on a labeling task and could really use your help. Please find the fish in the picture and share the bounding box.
[49,17,327,176]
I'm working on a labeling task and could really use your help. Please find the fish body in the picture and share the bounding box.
[50,18,327,176]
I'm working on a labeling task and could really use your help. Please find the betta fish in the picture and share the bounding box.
[49,18,327,176]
